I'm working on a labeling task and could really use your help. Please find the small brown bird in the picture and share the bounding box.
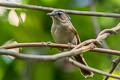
[47,10,93,77]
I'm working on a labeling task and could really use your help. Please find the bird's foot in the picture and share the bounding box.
[68,43,73,50]
[47,41,52,44]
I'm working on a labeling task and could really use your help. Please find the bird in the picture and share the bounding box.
[47,10,93,77]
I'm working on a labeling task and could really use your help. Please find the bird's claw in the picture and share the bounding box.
[68,43,73,50]
[47,41,52,44]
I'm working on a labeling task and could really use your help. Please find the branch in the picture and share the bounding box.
[0,2,120,18]
[0,42,75,49]
[69,58,120,79]
[1,23,120,56]
[0,44,95,61]
[0,23,120,79]
[96,23,120,41]
[104,57,120,80]
[90,1,118,79]
[0,2,120,79]
[1,42,120,56]
[0,23,120,62]
[0,49,120,79]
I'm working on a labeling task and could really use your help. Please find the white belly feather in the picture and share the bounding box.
[51,24,77,44]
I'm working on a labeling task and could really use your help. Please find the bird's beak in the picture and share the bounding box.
[47,12,56,16]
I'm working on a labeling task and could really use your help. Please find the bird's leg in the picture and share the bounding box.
[68,43,73,51]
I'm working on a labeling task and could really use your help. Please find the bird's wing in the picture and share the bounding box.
[69,25,81,44]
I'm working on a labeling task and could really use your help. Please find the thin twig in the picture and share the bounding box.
[90,1,116,79]
[0,23,120,79]
[104,57,120,80]
[0,49,119,79]
[0,1,120,79]
[0,42,75,49]
[0,44,95,61]
[0,2,120,18]
[96,23,120,41]
[68,58,120,79]
[1,42,120,56]
[90,2,119,79]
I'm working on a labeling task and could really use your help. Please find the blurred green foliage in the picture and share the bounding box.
[0,0,120,80]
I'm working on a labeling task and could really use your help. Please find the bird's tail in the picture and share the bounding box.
[74,54,93,77]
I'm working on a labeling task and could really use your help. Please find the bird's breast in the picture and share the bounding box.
[51,24,75,44]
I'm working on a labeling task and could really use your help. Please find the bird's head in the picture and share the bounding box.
[47,10,71,23]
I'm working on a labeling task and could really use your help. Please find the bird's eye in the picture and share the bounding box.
[57,13,61,16]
